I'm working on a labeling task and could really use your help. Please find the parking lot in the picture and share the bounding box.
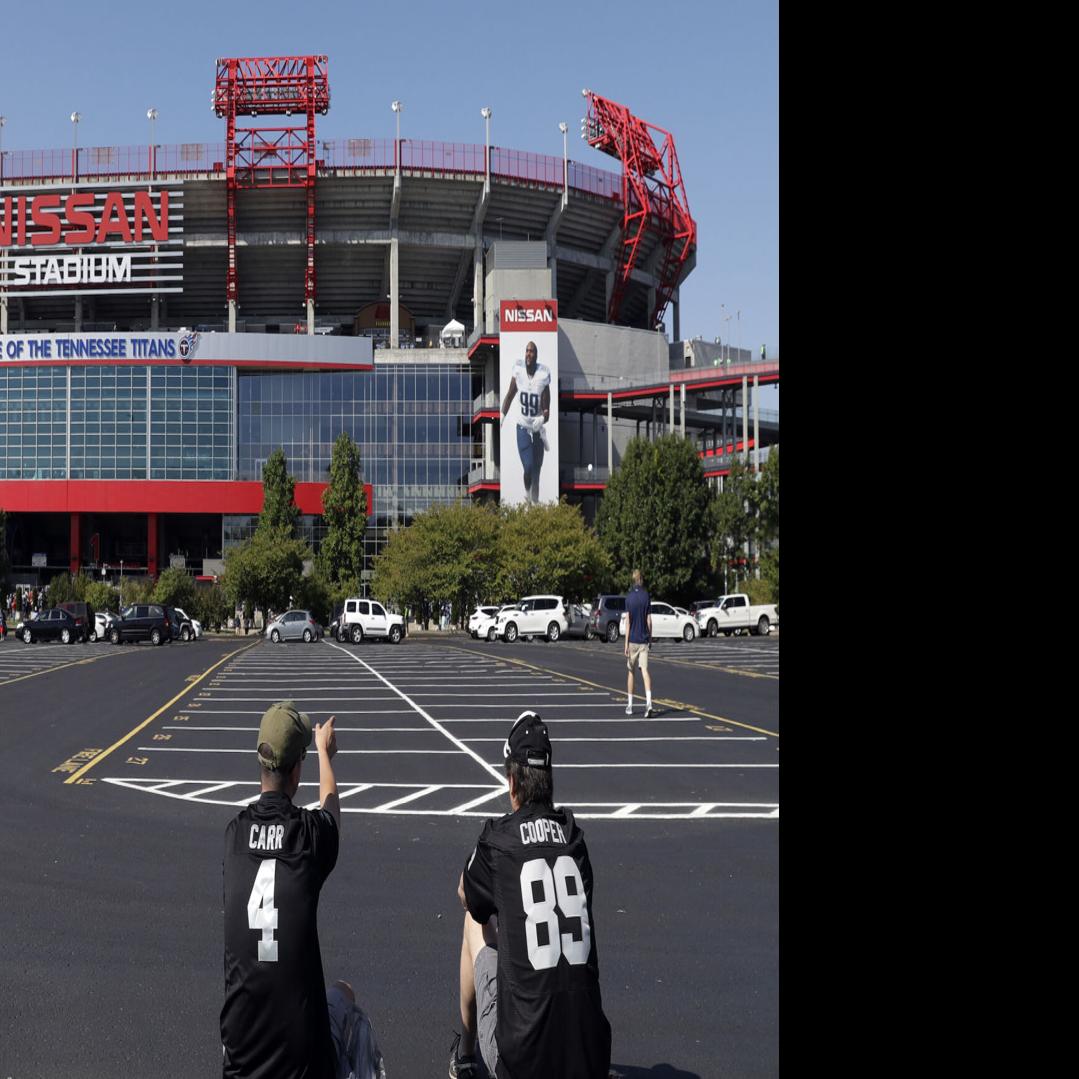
[1,632,778,1077]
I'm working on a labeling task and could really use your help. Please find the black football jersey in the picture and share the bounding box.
[221,791,339,1079]
[463,802,612,1079]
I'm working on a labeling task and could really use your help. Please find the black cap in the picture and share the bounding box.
[503,710,552,769]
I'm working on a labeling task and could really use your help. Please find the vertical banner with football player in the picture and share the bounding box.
[499,300,559,506]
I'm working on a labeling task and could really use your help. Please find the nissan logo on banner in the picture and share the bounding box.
[0,180,184,298]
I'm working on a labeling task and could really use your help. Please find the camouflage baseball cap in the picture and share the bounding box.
[257,700,313,771]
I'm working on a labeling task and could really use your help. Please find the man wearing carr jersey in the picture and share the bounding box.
[221,701,384,1079]
[450,711,612,1079]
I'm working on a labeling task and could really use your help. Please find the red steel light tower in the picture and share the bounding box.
[213,56,330,323]
[581,90,696,330]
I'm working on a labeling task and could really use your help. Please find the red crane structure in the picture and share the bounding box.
[581,90,696,331]
[213,56,330,325]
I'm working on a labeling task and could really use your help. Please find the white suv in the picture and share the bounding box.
[337,598,405,644]
[496,595,569,643]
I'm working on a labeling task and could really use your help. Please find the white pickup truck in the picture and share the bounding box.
[335,597,405,644]
[694,593,778,637]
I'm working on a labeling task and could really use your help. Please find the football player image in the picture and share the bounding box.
[449,711,612,1079]
[501,340,551,504]
[221,701,385,1079]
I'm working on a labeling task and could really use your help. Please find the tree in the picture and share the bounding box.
[318,433,367,594]
[193,583,231,631]
[497,502,611,603]
[754,446,780,545]
[711,454,757,589]
[257,448,299,538]
[83,580,115,614]
[151,566,197,611]
[371,501,502,626]
[222,530,308,618]
[596,435,714,603]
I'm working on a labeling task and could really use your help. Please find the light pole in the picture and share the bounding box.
[119,559,124,606]
[481,106,491,186]
[720,303,726,364]
[391,100,402,170]
[558,121,568,202]
[147,107,157,180]
[70,111,80,183]
[0,115,6,183]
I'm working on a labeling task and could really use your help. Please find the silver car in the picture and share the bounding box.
[265,609,323,644]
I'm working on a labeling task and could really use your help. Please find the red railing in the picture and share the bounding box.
[0,139,620,198]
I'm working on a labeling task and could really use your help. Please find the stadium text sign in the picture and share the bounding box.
[0,181,184,298]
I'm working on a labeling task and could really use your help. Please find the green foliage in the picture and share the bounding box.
[742,574,775,605]
[754,446,779,544]
[372,501,502,624]
[295,570,334,626]
[257,448,299,538]
[496,502,611,603]
[711,455,756,577]
[193,584,231,631]
[46,573,77,604]
[596,435,713,603]
[151,566,197,610]
[318,433,367,592]
[759,546,779,605]
[120,577,155,607]
[83,580,115,613]
[222,529,309,616]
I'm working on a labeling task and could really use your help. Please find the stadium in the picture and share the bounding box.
[0,54,780,586]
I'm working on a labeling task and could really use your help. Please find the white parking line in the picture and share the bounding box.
[326,641,505,783]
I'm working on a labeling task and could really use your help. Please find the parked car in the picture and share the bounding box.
[588,594,627,642]
[562,602,593,639]
[647,601,698,641]
[164,606,196,642]
[19,607,84,645]
[694,593,778,637]
[57,601,95,642]
[109,603,172,646]
[468,605,501,638]
[474,604,515,642]
[173,607,202,640]
[335,597,405,644]
[0,609,6,640]
[265,609,323,644]
[495,595,568,643]
[92,611,115,642]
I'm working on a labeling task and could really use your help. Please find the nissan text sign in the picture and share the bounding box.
[0,180,184,297]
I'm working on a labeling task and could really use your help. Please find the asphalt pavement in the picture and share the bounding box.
[0,632,778,1078]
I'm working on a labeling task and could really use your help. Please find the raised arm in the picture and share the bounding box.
[314,715,340,829]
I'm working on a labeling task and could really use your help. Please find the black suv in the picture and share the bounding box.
[58,601,96,642]
[164,606,194,642]
[588,594,627,642]
[109,603,172,646]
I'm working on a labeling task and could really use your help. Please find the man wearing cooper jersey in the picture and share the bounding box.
[449,711,612,1079]
[221,701,344,1079]
[501,340,552,505]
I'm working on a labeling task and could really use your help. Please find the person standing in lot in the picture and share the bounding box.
[622,568,654,717]
[450,710,612,1079]
[221,701,384,1079]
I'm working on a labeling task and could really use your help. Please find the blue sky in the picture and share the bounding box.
[1,0,777,366]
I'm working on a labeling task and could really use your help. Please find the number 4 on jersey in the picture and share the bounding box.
[520,856,591,971]
[248,858,279,962]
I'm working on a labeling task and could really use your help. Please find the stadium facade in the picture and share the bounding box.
[0,56,779,587]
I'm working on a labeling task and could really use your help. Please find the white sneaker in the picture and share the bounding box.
[625,705,633,715]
